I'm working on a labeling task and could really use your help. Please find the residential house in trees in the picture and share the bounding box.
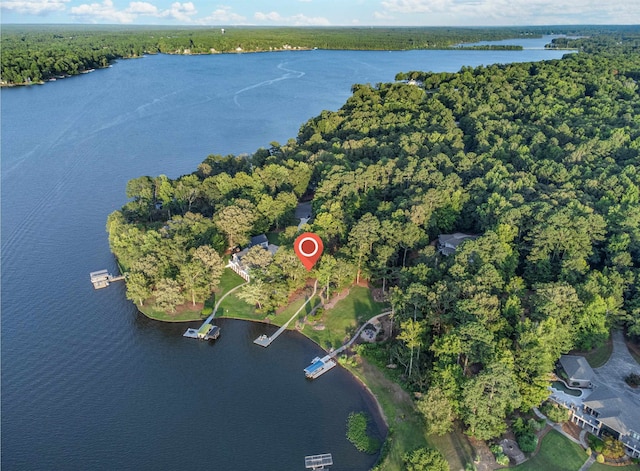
[549,355,640,458]
[228,234,278,281]
[437,233,478,256]
[559,354,594,388]
[560,385,640,458]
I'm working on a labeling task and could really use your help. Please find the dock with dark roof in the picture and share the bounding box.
[90,269,125,289]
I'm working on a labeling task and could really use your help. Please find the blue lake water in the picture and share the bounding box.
[1,37,567,470]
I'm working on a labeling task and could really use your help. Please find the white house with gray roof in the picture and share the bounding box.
[551,354,640,459]
[569,385,640,458]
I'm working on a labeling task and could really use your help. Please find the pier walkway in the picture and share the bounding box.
[254,281,318,347]
[183,278,247,340]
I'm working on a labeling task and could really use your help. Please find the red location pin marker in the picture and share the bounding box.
[294,232,324,271]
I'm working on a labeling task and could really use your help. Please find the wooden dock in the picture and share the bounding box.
[254,281,317,347]
[90,270,125,289]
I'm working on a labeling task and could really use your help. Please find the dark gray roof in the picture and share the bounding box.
[559,355,594,382]
[249,234,268,247]
[583,385,640,437]
[438,233,478,255]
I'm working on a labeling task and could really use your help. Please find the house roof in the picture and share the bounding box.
[249,234,268,247]
[559,355,594,382]
[583,385,640,437]
[438,233,477,253]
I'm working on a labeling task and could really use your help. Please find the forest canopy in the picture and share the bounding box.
[106,32,640,440]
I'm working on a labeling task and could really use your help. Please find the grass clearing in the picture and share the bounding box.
[138,305,203,322]
[345,358,472,471]
[272,294,321,325]
[571,336,614,368]
[346,358,427,471]
[512,430,587,471]
[302,286,384,350]
[590,463,640,471]
[217,268,247,296]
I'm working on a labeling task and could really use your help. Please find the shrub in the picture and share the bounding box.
[540,402,570,423]
[346,412,380,454]
[596,453,605,464]
[625,373,640,388]
[490,444,503,455]
[529,418,546,431]
[496,454,510,466]
[465,462,477,471]
[403,447,450,471]
[512,417,538,453]
[602,436,626,459]
[585,447,592,456]
[517,432,538,454]
[201,307,213,316]
[588,434,604,453]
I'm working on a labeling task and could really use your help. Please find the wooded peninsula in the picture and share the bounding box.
[99,26,640,470]
[6,24,630,469]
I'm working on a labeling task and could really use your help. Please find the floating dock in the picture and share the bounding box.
[90,270,125,289]
[305,453,333,470]
[304,355,337,379]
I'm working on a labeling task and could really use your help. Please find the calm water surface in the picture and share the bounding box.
[1,38,567,470]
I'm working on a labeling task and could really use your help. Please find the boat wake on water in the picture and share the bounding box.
[233,61,305,108]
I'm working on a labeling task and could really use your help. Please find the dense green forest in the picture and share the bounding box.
[107,32,640,444]
[0,24,631,85]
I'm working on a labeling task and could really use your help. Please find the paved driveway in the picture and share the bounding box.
[592,330,640,403]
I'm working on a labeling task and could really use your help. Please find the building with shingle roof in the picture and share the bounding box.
[559,354,594,388]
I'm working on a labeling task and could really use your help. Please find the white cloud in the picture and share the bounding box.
[198,5,245,24]
[161,1,196,22]
[71,0,135,22]
[373,10,394,20]
[254,10,330,25]
[127,1,158,14]
[379,0,640,24]
[70,0,197,23]
[1,0,69,14]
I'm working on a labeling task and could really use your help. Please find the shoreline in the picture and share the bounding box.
[0,47,317,88]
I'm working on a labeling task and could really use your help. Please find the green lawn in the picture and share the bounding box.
[512,430,587,471]
[590,463,640,471]
[428,428,475,471]
[138,304,204,322]
[345,360,428,471]
[344,358,473,471]
[137,268,249,322]
[571,336,613,368]
[301,286,384,350]
[271,294,322,326]
[217,268,247,296]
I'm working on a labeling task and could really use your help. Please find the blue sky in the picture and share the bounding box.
[2,0,639,26]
